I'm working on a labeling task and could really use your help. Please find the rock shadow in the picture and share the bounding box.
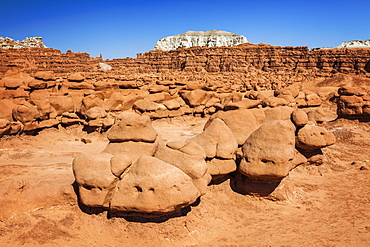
[72,180,201,222]
[107,197,201,223]
[71,181,105,215]
[230,173,281,197]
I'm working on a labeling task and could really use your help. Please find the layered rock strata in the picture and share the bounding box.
[338,40,370,49]
[154,30,248,51]
[0,37,46,49]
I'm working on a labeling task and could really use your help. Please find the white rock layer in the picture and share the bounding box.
[337,40,370,49]
[155,30,248,51]
[0,37,47,49]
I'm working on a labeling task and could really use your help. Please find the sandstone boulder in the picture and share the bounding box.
[110,156,201,215]
[49,95,74,115]
[291,109,308,127]
[224,99,261,110]
[68,72,85,82]
[239,120,296,181]
[205,109,259,145]
[12,102,40,123]
[72,152,119,208]
[85,107,107,120]
[103,140,160,163]
[296,125,336,150]
[154,141,210,195]
[207,158,237,176]
[34,71,55,81]
[133,99,162,112]
[180,89,208,107]
[0,99,16,121]
[188,118,237,159]
[107,112,157,142]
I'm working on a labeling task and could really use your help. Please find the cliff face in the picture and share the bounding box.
[0,37,46,49]
[154,30,248,51]
[1,42,370,136]
[1,43,370,88]
[0,48,102,75]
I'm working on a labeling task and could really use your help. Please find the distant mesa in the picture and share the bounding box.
[337,39,370,49]
[0,37,47,49]
[154,30,248,51]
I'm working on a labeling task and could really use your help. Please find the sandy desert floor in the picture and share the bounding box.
[0,115,369,247]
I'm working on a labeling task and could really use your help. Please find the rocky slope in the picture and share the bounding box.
[154,30,248,51]
[0,37,47,49]
[338,39,370,49]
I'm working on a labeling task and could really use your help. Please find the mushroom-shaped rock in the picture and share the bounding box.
[296,125,336,150]
[107,112,157,142]
[72,153,118,208]
[110,156,201,215]
[205,109,259,146]
[239,120,296,181]
[187,118,238,159]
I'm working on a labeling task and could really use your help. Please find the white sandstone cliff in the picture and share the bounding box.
[337,40,370,49]
[155,30,248,51]
[0,37,47,49]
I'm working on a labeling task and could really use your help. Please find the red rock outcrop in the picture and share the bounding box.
[0,43,370,136]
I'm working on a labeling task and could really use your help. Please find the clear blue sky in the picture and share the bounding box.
[1,0,369,59]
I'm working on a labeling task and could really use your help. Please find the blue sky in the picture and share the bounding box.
[1,0,369,59]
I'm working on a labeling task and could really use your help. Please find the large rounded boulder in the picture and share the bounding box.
[239,120,296,181]
[110,156,201,215]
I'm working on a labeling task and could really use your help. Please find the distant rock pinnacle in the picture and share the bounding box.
[154,30,248,51]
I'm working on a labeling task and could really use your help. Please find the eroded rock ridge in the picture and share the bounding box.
[154,30,248,51]
[0,37,46,49]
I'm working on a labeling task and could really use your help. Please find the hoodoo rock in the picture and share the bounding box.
[110,155,201,215]
[154,30,248,51]
[239,120,296,181]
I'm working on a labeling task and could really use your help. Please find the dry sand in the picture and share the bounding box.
[0,116,369,246]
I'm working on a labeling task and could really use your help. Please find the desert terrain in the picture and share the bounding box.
[0,113,369,246]
[1,37,370,246]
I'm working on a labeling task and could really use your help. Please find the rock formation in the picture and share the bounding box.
[337,86,370,120]
[73,112,210,217]
[154,30,248,51]
[338,40,370,49]
[0,37,46,49]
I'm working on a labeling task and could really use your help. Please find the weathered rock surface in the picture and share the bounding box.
[106,113,157,143]
[337,40,370,49]
[239,120,296,181]
[110,155,200,215]
[72,152,118,208]
[154,30,248,51]
[0,37,46,49]
[296,125,336,150]
[188,118,238,159]
[206,109,259,145]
